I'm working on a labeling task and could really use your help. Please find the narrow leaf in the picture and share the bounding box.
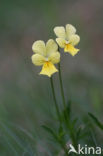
[88,113,103,130]
[42,125,57,140]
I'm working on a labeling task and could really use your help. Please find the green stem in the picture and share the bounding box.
[69,127,78,150]
[58,62,77,149]
[58,62,67,111]
[50,77,61,124]
[50,77,69,155]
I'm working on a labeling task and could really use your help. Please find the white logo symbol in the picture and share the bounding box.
[68,144,78,154]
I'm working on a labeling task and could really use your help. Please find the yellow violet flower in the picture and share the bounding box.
[54,24,80,56]
[31,39,60,77]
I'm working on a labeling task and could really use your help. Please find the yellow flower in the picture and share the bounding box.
[54,24,80,56]
[31,39,60,77]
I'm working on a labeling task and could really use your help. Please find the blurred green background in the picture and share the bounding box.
[0,0,103,155]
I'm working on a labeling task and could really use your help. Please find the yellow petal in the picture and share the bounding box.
[64,44,79,56]
[56,38,66,48]
[69,34,80,46]
[31,54,45,66]
[40,61,58,77]
[49,52,60,64]
[32,40,46,55]
[54,26,66,38]
[46,39,58,56]
[66,24,76,39]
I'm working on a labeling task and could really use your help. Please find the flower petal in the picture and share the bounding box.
[69,34,80,46]
[54,26,66,38]
[49,52,60,64]
[46,39,58,56]
[66,24,76,39]
[31,54,45,66]
[32,40,46,55]
[40,61,58,77]
[56,38,66,48]
[64,44,79,56]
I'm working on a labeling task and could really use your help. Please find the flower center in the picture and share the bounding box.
[64,43,73,52]
[45,58,49,61]
[44,61,50,67]
[65,40,69,44]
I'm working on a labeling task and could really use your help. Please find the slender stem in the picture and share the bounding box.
[58,62,77,149]
[50,77,69,155]
[58,62,66,111]
[50,77,61,124]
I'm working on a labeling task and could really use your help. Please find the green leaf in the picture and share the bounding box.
[65,100,71,118]
[88,113,103,130]
[58,126,65,139]
[70,118,78,130]
[67,100,71,117]
[76,127,82,140]
[61,100,71,122]
[42,125,58,140]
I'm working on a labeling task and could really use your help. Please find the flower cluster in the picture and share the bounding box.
[31,24,80,77]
